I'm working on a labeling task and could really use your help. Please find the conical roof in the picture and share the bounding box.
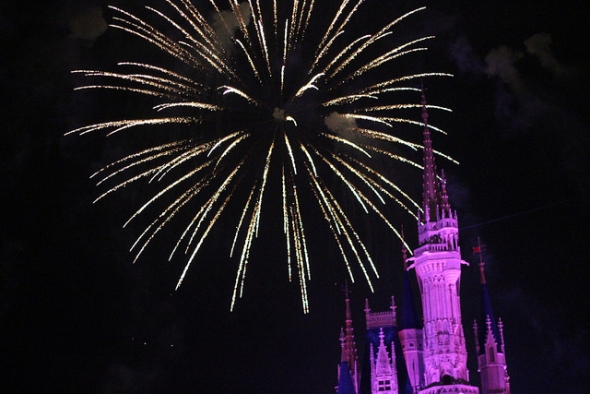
[337,361,356,394]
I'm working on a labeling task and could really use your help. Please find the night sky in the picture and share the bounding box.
[2,0,589,393]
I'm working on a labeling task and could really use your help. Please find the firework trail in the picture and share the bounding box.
[68,0,453,312]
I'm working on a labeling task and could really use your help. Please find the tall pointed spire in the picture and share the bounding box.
[342,282,357,368]
[337,282,359,394]
[337,84,492,394]
[421,82,439,223]
[412,84,475,391]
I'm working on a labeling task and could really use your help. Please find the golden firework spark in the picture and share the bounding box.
[69,0,454,313]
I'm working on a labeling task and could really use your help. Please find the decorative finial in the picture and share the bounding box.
[473,237,487,284]
[342,280,352,322]
[421,80,429,126]
[498,318,506,352]
[420,82,438,222]
[440,169,451,215]
[339,327,347,362]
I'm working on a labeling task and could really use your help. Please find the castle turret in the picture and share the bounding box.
[408,86,478,394]
[473,241,511,394]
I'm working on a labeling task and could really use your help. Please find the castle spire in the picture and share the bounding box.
[337,282,359,394]
[412,85,475,390]
[474,239,501,354]
[473,240,511,393]
[421,83,439,223]
[342,282,357,368]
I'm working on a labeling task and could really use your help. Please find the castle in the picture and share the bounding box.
[335,89,511,394]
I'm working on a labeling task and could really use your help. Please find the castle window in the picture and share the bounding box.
[378,379,392,391]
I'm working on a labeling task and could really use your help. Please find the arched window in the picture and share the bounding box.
[488,346,495,362]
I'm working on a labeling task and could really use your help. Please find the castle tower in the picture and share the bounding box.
[337,283,360,394]
[407,87,478,394]
[473,242,511,394]
[335,87,504,393]
[398,233,425,393]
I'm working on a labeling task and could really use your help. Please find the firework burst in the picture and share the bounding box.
[69,0,453,312]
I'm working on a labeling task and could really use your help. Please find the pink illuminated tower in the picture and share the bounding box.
[335,87,512,393]
[405,87,479,394]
